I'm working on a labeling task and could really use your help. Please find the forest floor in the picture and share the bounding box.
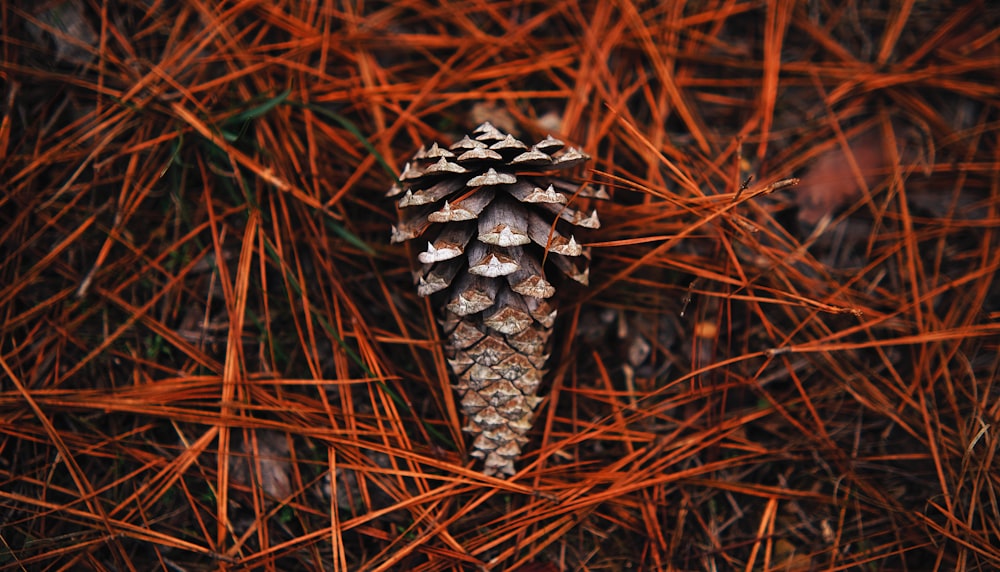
[2,1,999,570]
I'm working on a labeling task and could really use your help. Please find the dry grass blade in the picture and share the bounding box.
[1,1,998,570]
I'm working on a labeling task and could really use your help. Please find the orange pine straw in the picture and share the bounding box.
[2,0,999,569]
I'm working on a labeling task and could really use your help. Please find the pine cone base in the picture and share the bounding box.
[443,307,550,476]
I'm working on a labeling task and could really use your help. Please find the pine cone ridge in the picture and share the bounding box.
[391,121,601,477]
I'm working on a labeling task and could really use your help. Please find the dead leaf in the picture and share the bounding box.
[795,130,884,227]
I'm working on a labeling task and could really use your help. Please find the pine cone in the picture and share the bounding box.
[390,121,602,477]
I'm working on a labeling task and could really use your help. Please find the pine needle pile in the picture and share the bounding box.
[1,1,999,570]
